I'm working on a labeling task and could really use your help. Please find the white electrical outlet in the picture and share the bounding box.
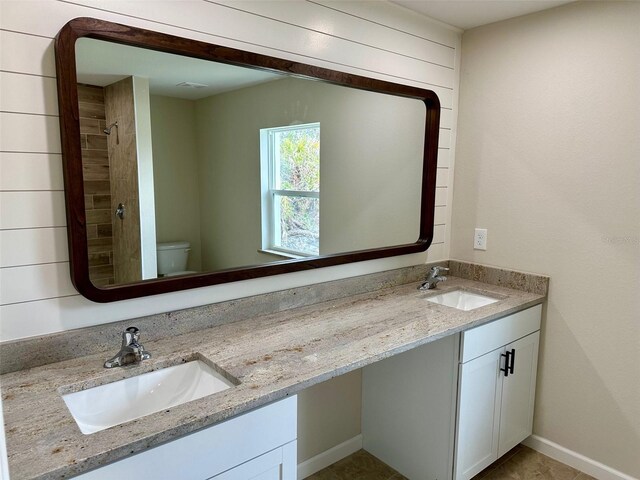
[474,228,487,250]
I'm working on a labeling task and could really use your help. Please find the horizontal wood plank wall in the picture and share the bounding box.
[0,0,461,341]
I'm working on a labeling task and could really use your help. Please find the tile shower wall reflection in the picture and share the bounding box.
[77,84,114,286]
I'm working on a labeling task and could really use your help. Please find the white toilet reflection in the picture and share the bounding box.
[156,241,197,277]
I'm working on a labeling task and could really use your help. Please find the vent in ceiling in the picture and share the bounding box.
[176,81,209,89]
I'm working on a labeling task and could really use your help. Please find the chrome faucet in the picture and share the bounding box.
[104,327,151,368]
[419,266,449,290]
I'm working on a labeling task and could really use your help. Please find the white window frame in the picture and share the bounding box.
[260,123,320,258]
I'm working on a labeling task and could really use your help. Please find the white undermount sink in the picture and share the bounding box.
[63,360,237,434]
[425,289,499,311]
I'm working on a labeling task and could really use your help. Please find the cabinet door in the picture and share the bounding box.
[210,441,296,480]
[454,347,504,480]
[498,331,540,457]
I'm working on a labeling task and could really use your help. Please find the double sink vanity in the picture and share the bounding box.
[0,261,548,480]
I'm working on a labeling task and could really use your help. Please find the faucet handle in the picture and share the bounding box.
[430,265,450,274]
[105,327,150,368]
[122,326,140,347]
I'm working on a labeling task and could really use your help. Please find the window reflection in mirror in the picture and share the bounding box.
[260,123,320,258]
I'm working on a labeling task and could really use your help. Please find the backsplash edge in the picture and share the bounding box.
[448,260,549,296]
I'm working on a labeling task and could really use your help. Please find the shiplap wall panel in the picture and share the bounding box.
[436,168,449,187]
[434,206,447,225]
[0,31,56,77]
[0,191,66,229]
[430,241,445,259]
[441,117,452,130]
[429,87,453,110]
[0,153,64,190]
[0,263,77,305]
[0,227,68,268]
[440,116,452,131]
[309,0,461,47]
[0,113,61,153]
[0,0,184,39]
[432,224,445,244]
[438,130,451,148]
[0,296,95,340]
[0,0,460,342]
[211,0,456,68]
[66,0,454,87]
[435,188,448,207]
[437,148,450,167]
[0,72,59,115]
[441,109,453,128]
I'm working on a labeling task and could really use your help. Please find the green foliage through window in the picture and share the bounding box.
[277,128,320,192]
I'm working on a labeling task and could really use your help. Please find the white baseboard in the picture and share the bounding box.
[523,435,638,480]
[297,434,363,479]
[296,434,638,480]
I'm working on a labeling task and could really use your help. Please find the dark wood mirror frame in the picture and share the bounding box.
[55,17,441,303]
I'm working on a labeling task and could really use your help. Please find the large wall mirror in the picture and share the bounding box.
[55,18,441,302]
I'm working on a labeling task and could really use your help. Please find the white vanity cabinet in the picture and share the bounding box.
[73,396,297,480]
[454,305,541,480]
[362,304,542,480]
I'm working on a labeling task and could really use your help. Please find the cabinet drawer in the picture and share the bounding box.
[73,396,297,480]
[460,305,541,363]
[209,441,296,480]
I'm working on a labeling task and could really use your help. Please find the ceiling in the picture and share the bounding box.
[390,0,574,30]
[76,38,283,100]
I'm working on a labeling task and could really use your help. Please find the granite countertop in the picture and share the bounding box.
[1,276,545,479]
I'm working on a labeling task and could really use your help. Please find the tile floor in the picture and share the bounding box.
[306,444,595,480]
[305,449,407,480]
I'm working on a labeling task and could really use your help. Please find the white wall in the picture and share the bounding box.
[451,2,640,477]
[0,0,461,469]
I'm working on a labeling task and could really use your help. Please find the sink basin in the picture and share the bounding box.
[425,289,499,311]
[63,360,237,434]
